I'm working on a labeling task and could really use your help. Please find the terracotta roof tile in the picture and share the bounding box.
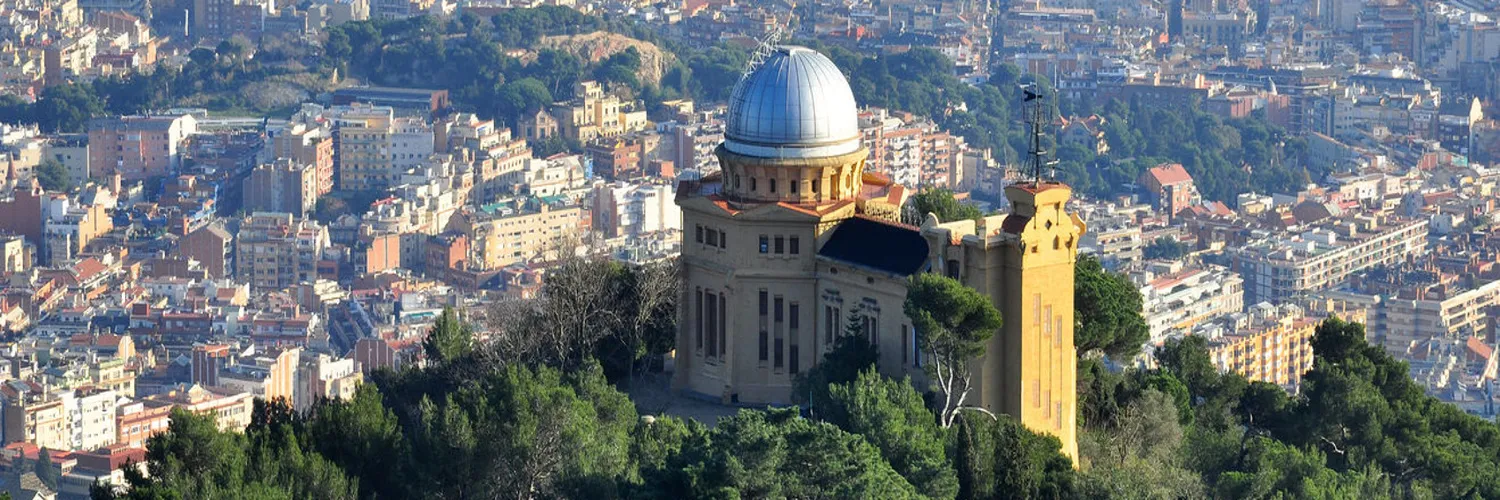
[1145,163,1193,186]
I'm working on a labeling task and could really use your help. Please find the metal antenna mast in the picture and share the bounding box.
[1022,84,1056,187]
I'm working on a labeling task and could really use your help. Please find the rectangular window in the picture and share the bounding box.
[770,179,777,193]
[914,327,923,368]
[695,225,703,243]
[759,290,769,363]
[759,236,769,253]
[759,330,769,362]
[705,229,718,247]
[812,179,820,193]
[719,294,727,358]
[774,296,785,369]
[825,305,837,345]
[791,179,798,194]
[705,291,717,359]
[790,236,800,255]
[719,230,727,249]
[775,236,784,254]
[1032,380,1041,408]
[1033,294,1043,326]
[790,344,799,374]
[1044,305,1053,335]
[1054,317,1064,346]
[695,288,703,352]
[789,303,800,374]
[902,324,909,365]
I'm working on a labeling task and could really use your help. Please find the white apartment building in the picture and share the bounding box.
[592,181,681,238]
[294,353,363,412]
[66,389,117,452]
[1134,260,1245,346]
[1231,215,1429,304]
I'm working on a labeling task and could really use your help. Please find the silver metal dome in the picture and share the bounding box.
[724,46,862,159]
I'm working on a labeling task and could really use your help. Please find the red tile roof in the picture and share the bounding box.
[1467,336,1493,360]
[1146,163,1193,186]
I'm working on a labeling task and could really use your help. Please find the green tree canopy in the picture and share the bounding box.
[422,307,473,364]
[35,160,71,192]
[637,407,922,499]
[823,369,958,499]
[906,188,983,225]
[905,273,1002,427]
[1074,255,1149,360]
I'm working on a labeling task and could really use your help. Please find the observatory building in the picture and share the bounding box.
[673,46,1083,460]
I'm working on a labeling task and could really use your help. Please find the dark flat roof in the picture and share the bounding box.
[818,216,929,276]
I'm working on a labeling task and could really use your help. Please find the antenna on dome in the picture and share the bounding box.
[742,27,785,79]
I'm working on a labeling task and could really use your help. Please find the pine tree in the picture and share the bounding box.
[423,307,473,364]
[844,305,866,342]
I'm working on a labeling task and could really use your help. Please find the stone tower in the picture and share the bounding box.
[919,181,1085,462]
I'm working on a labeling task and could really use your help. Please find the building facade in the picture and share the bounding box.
[1231,216,1429,304]
[243,160,318,216]
[1135,261,1245,346]
[234,213,330,290]
[87,115,197,181]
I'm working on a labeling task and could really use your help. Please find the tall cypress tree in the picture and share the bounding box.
[36,447,58,490]
[955,416,982,500]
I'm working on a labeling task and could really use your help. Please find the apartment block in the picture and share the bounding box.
[68,389,117,452]
[191,344,231,387]
[1,394,67,449]
[1139,163,1200,221]
[192,0,271,41]
[447,200,583,271]
[243,160,318,217]
[179,223,231,279]
[592,181,680,238]
[42,191,113,266]
[271,122,334,196]
[234,213,330,290]
[669,119,723,176]
[327,104,433,192]
[1134,260,1245,346]
[217,347,300,405]
[87,115,197,181]
[1339,251,1500,354]
[586,137,644,181]
[294,354,362,412]
[1230,215,1429,304]
[1196,303,1346,390]
[549,80,649,142]
[115,400,171,449]
[139,385,254,432]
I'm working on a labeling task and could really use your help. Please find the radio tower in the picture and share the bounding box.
[1022,84,1057,187]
